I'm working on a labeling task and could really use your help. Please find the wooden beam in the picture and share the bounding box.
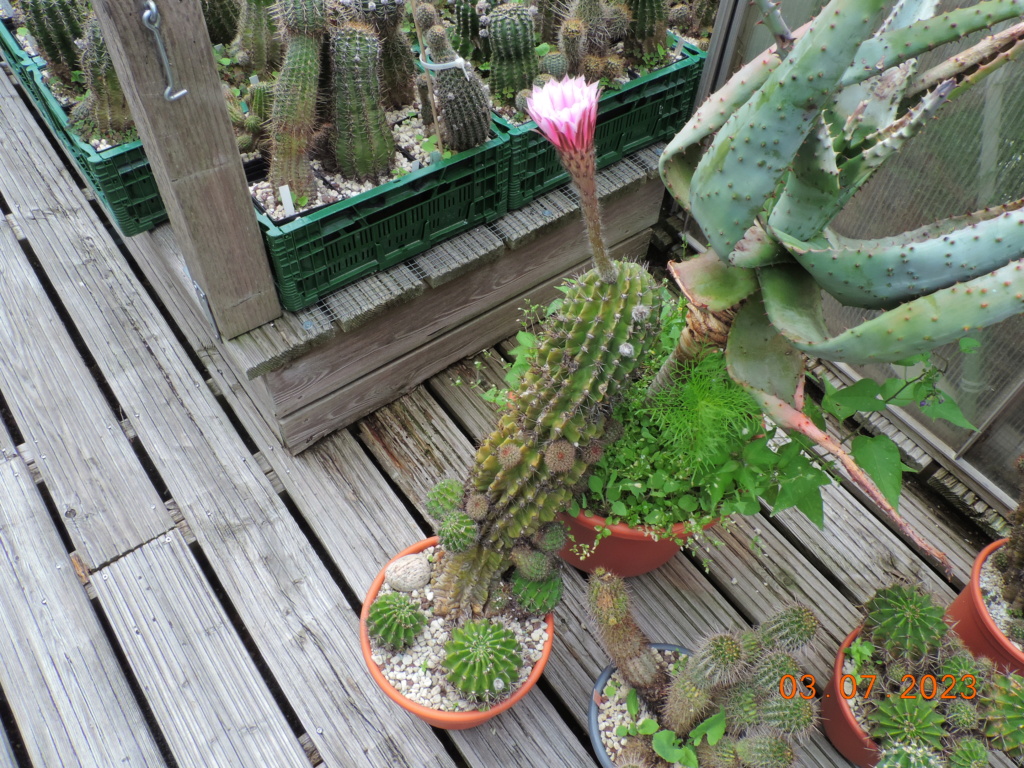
[91,0,280,339]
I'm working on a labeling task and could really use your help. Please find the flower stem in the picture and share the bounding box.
[560,146,617,283]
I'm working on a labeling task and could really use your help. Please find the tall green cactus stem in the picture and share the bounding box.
[535,0,563,43]
[588,571,669,709]
[623,0,665,57]
[451,0,481,58]
[274,0,325,35]
[424,25,492,151]
[568,0,607,51]
[269,31,322,200]
[431,262,661,616]
[352,0,415,108]
[233,0,282,77]
[14,0,86,82]
[71,14,133,137]
[558,17,587,77]
[330,22,395,182]
[488,3,539,99]
[201,0,241,45]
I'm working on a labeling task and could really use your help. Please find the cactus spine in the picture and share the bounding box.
[444,619,523,700]
[351,0,415,109]
[232,0,282,77]
[623,0,665,58]
[70,13,133,138]
[487,3,539,100]
[201,0,241,46]
[228,80,274,156]
[424,24,492,152]
[330,21,394,182]
[13,0,87,83]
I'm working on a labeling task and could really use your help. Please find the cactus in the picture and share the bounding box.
[367,592,427,649]
[558,17,587,77]
[540,50,568,79]
[997,455,1024,612]
[268,30,322,200]
[228,80,274,156]
[532,522,568,553]
[875,745,943,768]
[450,0,482,59]
[759,695,818,741]
[983,673,1024,758]
[487,3,539,100]
[351,0,415,108]
[438,510,478,553]
[511,570,563,614]
[201,0,241,45]
[870,696,947,751]
[616,738,660,768]
[733,735,796,768]
[444,619,523,700]
[587,571,668,709]
[232,0,281,77]
[330,21,395,182]
[863,584,948,659]
[70,14,134,139]
[622,0,665,58]
[431,261,661,616]
[273,0,325,35]
[686,633,746,688]
[756,604,820,653]
[696,736,741,768]
[943,699,980,733]
[13,0,87,83]
[423,24,492,152]
[427,478,465,521]
[946,738,991,768]
[510,545,555,581]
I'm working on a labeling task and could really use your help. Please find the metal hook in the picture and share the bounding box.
[141,0,188,102]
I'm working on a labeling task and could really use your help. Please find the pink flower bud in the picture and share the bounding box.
[525,76,600,154]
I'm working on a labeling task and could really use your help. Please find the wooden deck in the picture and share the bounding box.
[0,55,1015,768]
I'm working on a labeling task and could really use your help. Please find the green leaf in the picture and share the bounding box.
[219,57,232,66]
[536,42,551,56]
[615,725,628,738]
[652,731,694,764]
[588,474,604,494]
[16,27,29,36]
[626,688,639,720]
[610,500,628,520]
[637,718,659,735]
[421,134,438,153]
[851,434,902,511]
[689,710,727,746]
[920,393,976,430]
[959,337,981,354]
[823,378,885,419]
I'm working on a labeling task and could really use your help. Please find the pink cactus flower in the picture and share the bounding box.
[525,76,600,154]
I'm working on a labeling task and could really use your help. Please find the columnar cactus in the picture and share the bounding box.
[13,0,87,82]
[351,0,415,108]
[623,0,665,57]
[558,17,587,76]
[268,29,322,199]
[424,24,492,152]
[201,0,241,46]
[534,0,563,44]
[70,13,133,137]
[450,0,481,58]
[330,21,395,182]
[232,0,282,77]
[487,3,539,100]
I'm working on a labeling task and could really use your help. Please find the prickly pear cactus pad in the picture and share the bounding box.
[365,544,551,713]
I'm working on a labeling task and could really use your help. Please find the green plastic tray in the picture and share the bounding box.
[0,17,42,85]
[256,126,510,311]
[496,39,706,210]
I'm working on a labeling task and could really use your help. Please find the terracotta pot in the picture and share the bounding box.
[359,536,555,730]
[588,643,691,768]
[558,510,718,577]
[821,627,880,768]
[947,538,1024,675]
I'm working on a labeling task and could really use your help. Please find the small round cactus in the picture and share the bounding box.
[510,545,555,581]
[983,673,1024,758]
[445,619,523,700]
[426,478,465,521]
[749,651,800,694]
[384,552,431,592]
[733,734,796,768]
[464,492,490,520]
[759,694,818,740]
[532,522,568,553]
[661,673,712,734]
[367,592,427,649]
[687,633,746,688]
[864,584,948,659]
[511,570,563,614]
[869,696,947,751]
[544,439,577,473]
[438,510,477,553]
[580,441,604,464]
[943,698,980,733]
[946,737,990,768]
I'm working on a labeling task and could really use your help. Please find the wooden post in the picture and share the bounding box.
[91,0,281,339]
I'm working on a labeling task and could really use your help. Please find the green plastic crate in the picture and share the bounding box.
[256,127,510,311]
[0,17,42,85]
[496,40,705,210]
[26,68,166,236]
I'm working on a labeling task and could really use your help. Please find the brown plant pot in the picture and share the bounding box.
[946,538,1024,675]
[557,510,718,577]
[821,627,880,768]
[359,536,555,730]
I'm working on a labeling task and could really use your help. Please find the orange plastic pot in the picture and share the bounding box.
[557,510,718,577]
[947,538,1024,675]
[821,627,880,768]
[359,536,555,729]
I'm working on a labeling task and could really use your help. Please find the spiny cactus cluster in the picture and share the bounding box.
[423,18,492,152]
[555,0,662,83]
[201,0,241,46]
[13,0,87,82]
[444,619,523,700]
[850,583,1024,765]
[232,0,281,78]
[588,571,821,768]
[70,13,133,139]
[992,454,1024,639]
[226,80,274,157]
[430,261,661,617]
[367,591,427,649]
[486,3,538,100]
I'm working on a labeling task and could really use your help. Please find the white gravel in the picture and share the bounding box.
[979,553,1024,653]
[367,547,550,713]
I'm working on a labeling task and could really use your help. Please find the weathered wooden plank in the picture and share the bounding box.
[427,349,512,442]
[94,530,310,768]
[92,0,280,339]
[198,344,427,598]
[0,454,165,767]
[0,211,171,569]
[0,73,454,768]
[275,230,653,452]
